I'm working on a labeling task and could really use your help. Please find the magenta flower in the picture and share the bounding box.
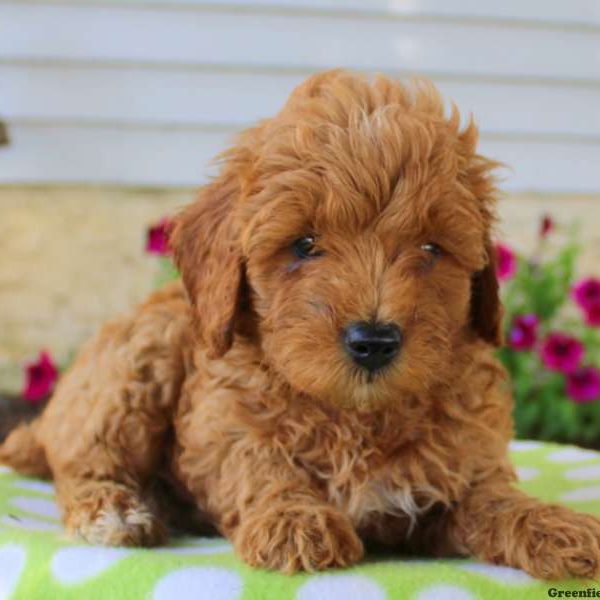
[508,314,539,351]
[539,214,554,239]
[566,366,600,403]
[146,217,172,255]
[572,277,600,311]
[22,351,58,402]
[496,243,517,281]
[540,332,584,374]
[583,303,600,327]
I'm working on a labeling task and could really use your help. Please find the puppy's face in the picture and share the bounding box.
[173,71,501,410]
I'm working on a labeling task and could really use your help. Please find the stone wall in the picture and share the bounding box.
[1,185,599,392]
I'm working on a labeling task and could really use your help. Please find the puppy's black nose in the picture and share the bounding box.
[343,321,402,373]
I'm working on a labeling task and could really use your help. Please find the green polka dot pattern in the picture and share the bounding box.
[1,441,599,600]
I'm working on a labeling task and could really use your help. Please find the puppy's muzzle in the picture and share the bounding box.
[343,321,402,373]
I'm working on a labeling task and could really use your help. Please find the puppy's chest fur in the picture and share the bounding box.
[329,466,430,542]
[282,409,469,543]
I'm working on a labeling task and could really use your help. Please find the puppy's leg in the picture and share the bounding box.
[446,477,600,579]
[184,438,363,573]
[36,283,190,546]
[235,492,363,573]
[234,473,364,572]
[56,477,166,546]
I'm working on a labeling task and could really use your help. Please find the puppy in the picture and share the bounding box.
[2,70,599,579]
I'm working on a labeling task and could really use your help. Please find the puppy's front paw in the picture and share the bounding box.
[518,506,600,579]
[234,502,363,573]
[64,484,166,547]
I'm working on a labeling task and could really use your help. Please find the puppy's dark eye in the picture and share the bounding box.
[292,235,322,260]
[420,242,443,257]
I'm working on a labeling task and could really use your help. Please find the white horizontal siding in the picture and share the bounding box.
[6,0,600,28]
[2,65,600,138]
[1,124,226,185]
[1,5,599,80]
[0,1,599,192]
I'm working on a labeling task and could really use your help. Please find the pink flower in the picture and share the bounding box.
[583,303,600,327]
[540,332,584,374]
[572,277,600,311]
[496,243,517,281]
[539,214,554,238]
[146,218,172,255]
[22,351,58,402]
[508,314,539,351]
[566,366,600,403]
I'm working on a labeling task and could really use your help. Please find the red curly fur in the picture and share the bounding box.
[2,70,599,579]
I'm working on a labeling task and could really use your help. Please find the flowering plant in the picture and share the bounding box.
[21,351,58,403]
[498,217,600,446]
[146,217,179,286]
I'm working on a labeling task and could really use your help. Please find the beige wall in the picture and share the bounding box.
[1,185,599,393]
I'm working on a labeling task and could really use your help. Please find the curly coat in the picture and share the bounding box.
[2,70,600,579]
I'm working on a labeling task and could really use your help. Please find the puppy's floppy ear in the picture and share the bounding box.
[469,239,503,347]
[170,175,245,358]
[456,121,504,346]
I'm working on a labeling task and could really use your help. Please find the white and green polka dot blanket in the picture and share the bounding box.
[1,441,599,600]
